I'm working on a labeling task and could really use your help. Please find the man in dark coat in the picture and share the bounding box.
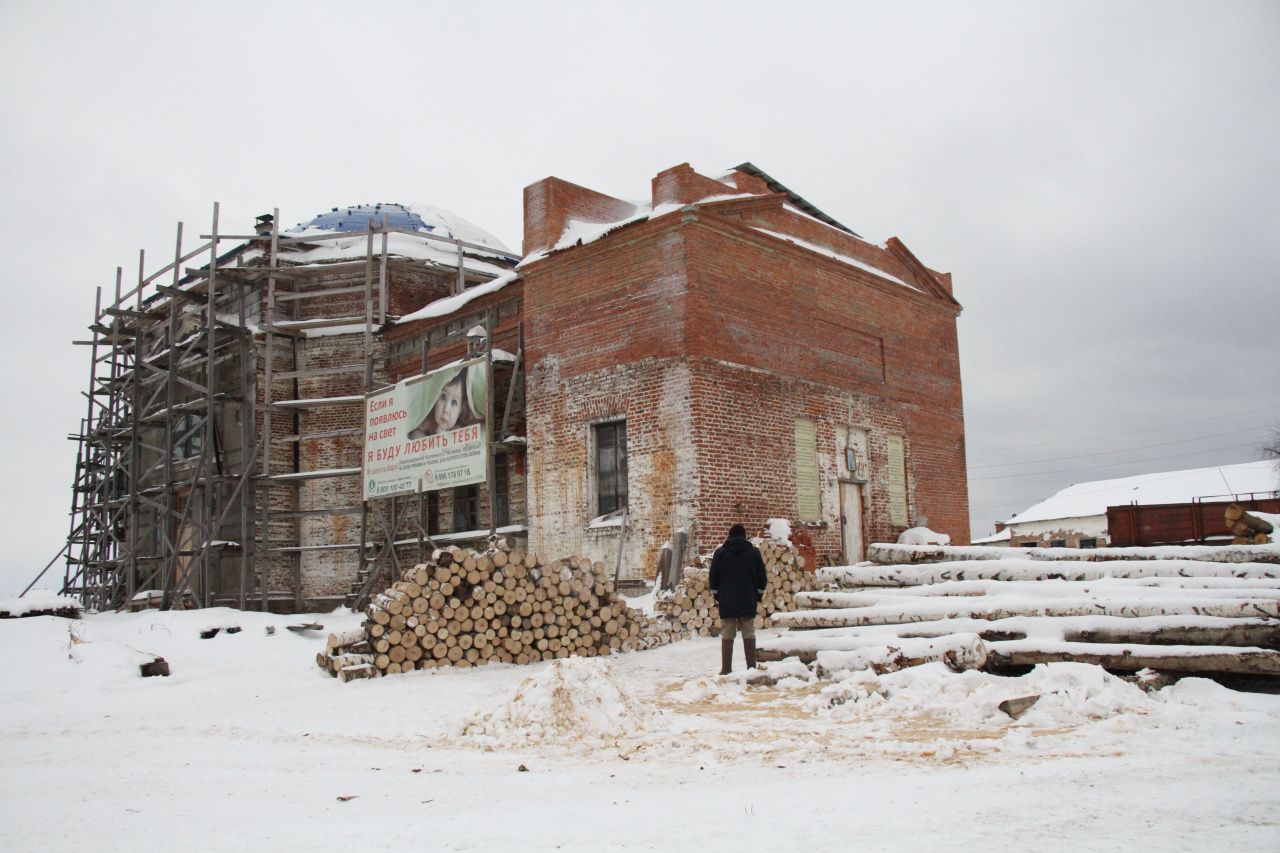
[709,523,768,675]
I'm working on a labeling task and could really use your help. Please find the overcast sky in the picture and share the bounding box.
[1,0,1277,596]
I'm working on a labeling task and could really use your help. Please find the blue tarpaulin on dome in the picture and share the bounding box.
[302,204,433,234]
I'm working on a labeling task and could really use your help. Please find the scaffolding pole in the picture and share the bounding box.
[62,204,520,613]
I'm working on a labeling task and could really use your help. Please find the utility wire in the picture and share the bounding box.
[971,441,1263,481]
[970,424,1273,470]
[970,468,1216,514]
[968,402,1280,455]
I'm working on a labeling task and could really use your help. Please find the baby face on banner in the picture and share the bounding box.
[433,376,466,431]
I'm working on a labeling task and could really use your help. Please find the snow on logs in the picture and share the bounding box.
[318,543,651,679]
[763,548,1280,677]
[820,559,1280,588]
[777,593,1280,629]
[653,538,815,637]
[866,542,1280,566]
[812,634,989,677]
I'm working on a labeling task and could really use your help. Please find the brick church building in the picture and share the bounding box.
[390,161,969,579]
[69,160,968,611]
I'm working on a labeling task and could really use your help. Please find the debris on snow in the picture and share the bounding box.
[456,657,655,748]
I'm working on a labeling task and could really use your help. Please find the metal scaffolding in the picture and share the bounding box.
[62,203,520,611]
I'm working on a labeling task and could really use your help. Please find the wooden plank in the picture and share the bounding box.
[271,315,367,331]
[261,208,280,615]
[268,467,361,482]
[273,365,366,381]
[272,224,519,260]
[275,285,370,302]
[269,395,364,409]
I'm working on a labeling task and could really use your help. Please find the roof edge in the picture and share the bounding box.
[732,162,860,238]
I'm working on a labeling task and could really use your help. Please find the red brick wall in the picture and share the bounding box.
[722,168,770,195]
[523,176,640,257]
[517,186,969,570]
[679,213,968,549]
[651,162,740,206]
[525,355,698,579]
[687,359,967,559]
[520,216,691,376]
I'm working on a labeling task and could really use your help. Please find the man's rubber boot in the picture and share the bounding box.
[719,636,734,676]
[744,637,758,670]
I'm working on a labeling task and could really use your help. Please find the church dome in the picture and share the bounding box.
[291,202,512,255]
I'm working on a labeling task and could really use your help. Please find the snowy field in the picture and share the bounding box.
[2,606,1278,852]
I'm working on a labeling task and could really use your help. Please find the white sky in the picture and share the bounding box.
[1,0,1278,595]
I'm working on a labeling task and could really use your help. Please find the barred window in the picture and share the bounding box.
[453,485,479,532]
[594,421,628,516]
[174,413,203,460]
[494,453,510,528]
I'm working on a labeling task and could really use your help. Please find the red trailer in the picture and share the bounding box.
[1106,497,1280,547]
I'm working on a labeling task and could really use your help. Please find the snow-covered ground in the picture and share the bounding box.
[2,607,1278,852]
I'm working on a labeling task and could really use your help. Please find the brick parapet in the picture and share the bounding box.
[523,176,640,257]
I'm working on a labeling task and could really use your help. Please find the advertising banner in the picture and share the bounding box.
[362,357,488,500]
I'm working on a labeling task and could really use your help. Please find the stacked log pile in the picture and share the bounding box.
[318,542,651,678]
[0,597,82,620]
[654,538,816,636]
[1227,504,1275,545]
[762,544,1280,678]
[316,629,377,683]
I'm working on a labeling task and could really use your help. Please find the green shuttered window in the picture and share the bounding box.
[795,418,819,522]
[887,434,908,526]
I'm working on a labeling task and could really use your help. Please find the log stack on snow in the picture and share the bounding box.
[1227,504,1276,545]
[316,629,376,682]
[654,538,815,636]
[317,541,650,679]
[0,592,82,620]
[762,543,1280,679]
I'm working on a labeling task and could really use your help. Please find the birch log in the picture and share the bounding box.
[812,634,988,676]
[819,560,1280,588]
[759,615,1280,661]
[797,584,1280,609]
[774,597,1280,629]
[866,543,1280,566]
[987,640,1280,675]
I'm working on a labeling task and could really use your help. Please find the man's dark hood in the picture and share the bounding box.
[722,535,753,554]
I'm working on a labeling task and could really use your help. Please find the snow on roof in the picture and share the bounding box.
[1,590,81,617]
[290,203,513,254]
[1006,460,1279,526]
[972,528,1012,544]
[244,202,517,276]
[752,228,918,291]
[395,270,519,325]
[522,193,756,265]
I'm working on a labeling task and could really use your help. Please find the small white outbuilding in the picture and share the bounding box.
[975,459,1278,548]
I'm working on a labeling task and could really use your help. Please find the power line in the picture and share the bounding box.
[971,442,1264,481]
[970,424,1273,470]
[970,497,1046,512]
[971,468,1211,515]
[968,402,1280,455]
